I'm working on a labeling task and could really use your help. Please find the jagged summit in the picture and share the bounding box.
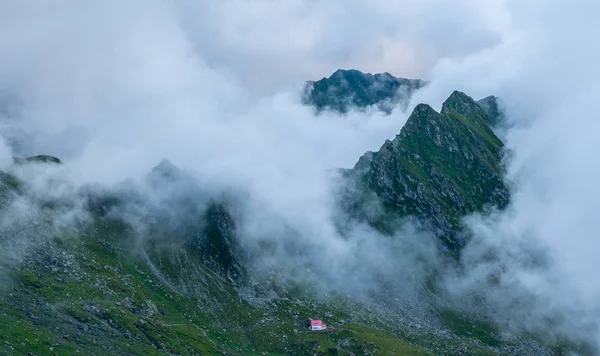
[329,69,401,83]
[441,90,488,117]
[400,103,440,134]
[302,68,426,114]
[441,91,505,127]
[340,90,508,251]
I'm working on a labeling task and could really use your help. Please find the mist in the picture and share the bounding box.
[391,0,600,347]
[0,0,449,311]
[1,0,599,350]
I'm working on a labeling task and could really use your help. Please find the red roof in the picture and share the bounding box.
[310,319,324,327]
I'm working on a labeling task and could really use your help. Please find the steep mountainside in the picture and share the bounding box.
[302,69,426,114]
[338,91,509,251]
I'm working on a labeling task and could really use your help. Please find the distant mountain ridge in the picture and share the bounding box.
[302,69,426,114]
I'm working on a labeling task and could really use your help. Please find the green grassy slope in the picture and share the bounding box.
[0,219,434,355]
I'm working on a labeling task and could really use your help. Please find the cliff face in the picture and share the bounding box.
[339,91,509,251]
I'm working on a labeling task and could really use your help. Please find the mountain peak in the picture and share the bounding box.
[330,68,365,78]
[152,158,177,172]
[303,69,426,114]
[13,155,62,165]
[413,103,438,115]
[400,103,443,136]
[440,90,483,116]
[149,159,183,182]
[340,90,508,251]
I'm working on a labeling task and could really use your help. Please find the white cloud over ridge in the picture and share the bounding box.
[0,0,600,348]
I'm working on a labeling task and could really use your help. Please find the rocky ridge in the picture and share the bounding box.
[338,91,509,251]
[302,69,426,114]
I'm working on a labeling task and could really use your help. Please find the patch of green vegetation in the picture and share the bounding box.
[17,270,42,289]
[339,324,431,355]
[439,309,502,347]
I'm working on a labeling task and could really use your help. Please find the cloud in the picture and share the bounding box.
[0,0,455,309]
[406,0,600,346]
[1,0,599,349]
[177,0,507,92]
